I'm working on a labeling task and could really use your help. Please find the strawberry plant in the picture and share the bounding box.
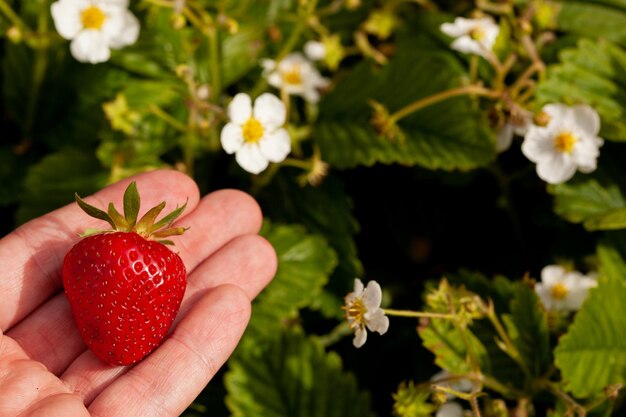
[62,181,187,366]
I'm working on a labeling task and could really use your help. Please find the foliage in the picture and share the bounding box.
[3,0,626,415]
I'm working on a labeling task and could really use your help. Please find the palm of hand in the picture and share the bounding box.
[0,171,276,416]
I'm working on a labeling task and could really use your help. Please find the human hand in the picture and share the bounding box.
[0,170,277,416]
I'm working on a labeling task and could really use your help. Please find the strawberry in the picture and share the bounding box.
[62,181,188,366]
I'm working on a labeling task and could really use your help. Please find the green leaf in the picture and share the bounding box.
[260,175,362,318]
[597,232,626,284]
[74,194,114,229]
[136,201,167,231]
[17,149,109,224]
[536,38,626,141]
[123,181,140,227]
[418,316,490,375]
[249,222,338,334]
[584,207,626,230]
[554,278,626,397]
[556,2,626,47]
[225,327,375,417]
[123,80,181,110]
[447,270,515,313]
[150,200,188,232]
[315,34,496,171]
[548,155,626,230]
[108,202,129,230]
[392,381,437,417]
[502,283,551,378]
[221,25,266,87]
[549,173,626,225]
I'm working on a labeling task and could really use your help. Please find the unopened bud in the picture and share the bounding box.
[171,13,186,29]
[6,26,22,43]
[196,84,210,100]
[176,64,192,78]
[533,110,551,127]
[520,20,533,35]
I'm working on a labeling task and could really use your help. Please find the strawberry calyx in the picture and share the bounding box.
[75,181,188,245]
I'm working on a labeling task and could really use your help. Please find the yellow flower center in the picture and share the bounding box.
[469,27,486,41]
[282,66,303,85]
[550,283,569,300]
[554,131,577,154]
[242,117,264,143]
[344,298,367,328]
[81,5,106,30]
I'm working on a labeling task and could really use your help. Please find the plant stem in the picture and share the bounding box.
[484,302,533,379]
[382,308,455,319]
[281,157,311,170]
[389,85,500,123]
[0,0,29,32]
[469,396,483,417]
[318,322,352,347]
[149,104,189,132]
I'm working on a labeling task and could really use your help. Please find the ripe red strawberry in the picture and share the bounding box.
[62,181,188,366]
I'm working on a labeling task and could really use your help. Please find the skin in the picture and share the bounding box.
[0,170,277,416]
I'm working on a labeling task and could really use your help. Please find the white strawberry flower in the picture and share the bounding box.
[51,0,139,64]
[261,53,330,103]
[343,278,389,348]
[220,93,291,174]
[440,16,499,59]
[521,103,604,184]
[535,265,597,312]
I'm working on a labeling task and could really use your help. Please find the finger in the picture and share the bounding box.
[60,233,275,401]
[1,170,200,331]
[182,234,277,308]
[170,188,264,272]
[7,191,265,375]
[87,284,250,417]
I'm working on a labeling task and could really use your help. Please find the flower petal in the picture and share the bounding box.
[450,36,483,56]
[535,153,578,184]
[520,126,554,163]
[542,103,569,127]
[51,0,84,39]
[365,309,389,335]
[353,278,365,295]
[496,124,514,153]
[303,87,321,103]
[253,93,286,130]
[220,122,244,154]
[436,402,464,417]
[228,93,252,124]
[362,280,383,310]
[304,40,326,61]
[108,10,139,48]
[573,136,602,173]
[440,18,474,37]
[235,143,269,174]
[259,128,291,163]
[353,326,367,348]
[70,30,111,63]
[565,286,591,311]
[541,265,566,286]
[535,283,555,311]
[572,105,601,135]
